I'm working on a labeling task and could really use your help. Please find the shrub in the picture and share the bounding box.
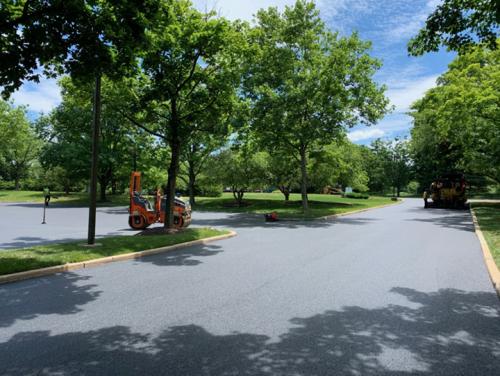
[200,184,222,197]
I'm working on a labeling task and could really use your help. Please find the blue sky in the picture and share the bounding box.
[12,0,455,144]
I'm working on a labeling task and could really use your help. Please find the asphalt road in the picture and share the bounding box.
[1,199,499,375]
[0,202,143,249]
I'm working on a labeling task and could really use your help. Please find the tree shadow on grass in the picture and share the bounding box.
[1,288,499,375]
[0,273,101,329]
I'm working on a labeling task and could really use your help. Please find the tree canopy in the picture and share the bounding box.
[0,0,159,96]
[244,0,390,211]
[408,0,499,55]
[410,44,499,185]
[0,101,41,190]
[125,0,245,228]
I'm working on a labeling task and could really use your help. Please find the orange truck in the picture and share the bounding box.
[128,172,192,230]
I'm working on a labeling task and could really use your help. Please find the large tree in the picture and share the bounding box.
[213,147,268,207]
[410,44,500,185]
[179,130,228,206]
[0,0,159,243]
[309,140,369,193]
[244,0,389,211]
[0,101,41,190]
[38,78,156,200]
[408,0,499,55]
[126,1,244,229]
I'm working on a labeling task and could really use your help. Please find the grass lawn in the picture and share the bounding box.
[0,228,227,276]
[195,192,397,219]
[0,190,128,206]
[473,202,500,268]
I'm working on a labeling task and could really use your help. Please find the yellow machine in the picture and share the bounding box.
[424,173,468,209]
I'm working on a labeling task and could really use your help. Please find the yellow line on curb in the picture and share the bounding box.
[320,198,404,221]
[0,230,237,285]
[470,208,500,297]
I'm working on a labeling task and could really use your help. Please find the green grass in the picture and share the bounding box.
[195,192,397,219]
[0,190,128,206]
[473,202,500,268]
[0,228,227,276]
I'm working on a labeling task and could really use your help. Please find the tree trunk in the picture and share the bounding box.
[188,159,196,206]
[165,102,181,230]
[299,146,309,212]
[111,179,117,195]
[14,177,20,191]
[237,190,244,207]
[87,74,101,245]
[99,179,107,202]
[396,185,401,197]
[279,185,290,201]
[232,188,245,207]
[165,138,180,230]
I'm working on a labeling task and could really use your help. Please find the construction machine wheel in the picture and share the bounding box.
[129,215,148,230]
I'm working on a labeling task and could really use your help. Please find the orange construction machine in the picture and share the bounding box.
[128,172,192,230]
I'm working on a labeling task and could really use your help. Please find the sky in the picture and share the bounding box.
[11,0,455,145]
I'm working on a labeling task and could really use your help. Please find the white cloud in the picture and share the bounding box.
[348,128,385,142]
[11,77,61,113]
[386,74,439,112]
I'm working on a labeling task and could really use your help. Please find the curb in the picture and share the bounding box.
[320,198,404,221]
[0,230,237,285]
[470,208,500,297]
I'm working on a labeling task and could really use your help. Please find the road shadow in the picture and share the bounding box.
[138,243,224,267]
[404,208,474,232]
[0,273,101,328]
[192,212,378,229]
[1,288,499,375]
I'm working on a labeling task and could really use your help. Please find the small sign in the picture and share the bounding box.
[345,187,353,194]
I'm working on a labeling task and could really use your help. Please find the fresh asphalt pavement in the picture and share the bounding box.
[0,202,143,249]
[1,198,500,375]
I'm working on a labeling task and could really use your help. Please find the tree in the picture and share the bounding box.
[368,139,412,197]
[38,77,156,200]
[0,101,41,190]
[266,150,300,201]
[179,131,228,206]
[309,140,369,193]
[387,139,412,197]
[126,2,244,229]
[244,0,389,212]
[410,44,500,185]
[359,144,390,193]
[0,0,160,243]
[408,0,499,55]
[213,148,268,206]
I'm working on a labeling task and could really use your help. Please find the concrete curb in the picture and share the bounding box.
[0,230,237,285]
[470,208,500,297]
[320,198,404,221]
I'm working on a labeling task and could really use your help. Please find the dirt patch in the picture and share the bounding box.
[135,227,183,236]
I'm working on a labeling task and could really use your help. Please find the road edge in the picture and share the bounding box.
[0,230,237,285]
[470,208,500,297]
[320,198,404,221]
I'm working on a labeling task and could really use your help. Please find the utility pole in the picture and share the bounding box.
[87,74,101,245]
